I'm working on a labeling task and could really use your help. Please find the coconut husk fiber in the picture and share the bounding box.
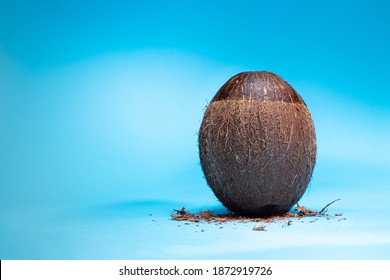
[198,71,316,217]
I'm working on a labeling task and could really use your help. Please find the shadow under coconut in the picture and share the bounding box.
[196,205,231,215]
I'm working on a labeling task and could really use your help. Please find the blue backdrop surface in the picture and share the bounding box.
[1,0,389,259]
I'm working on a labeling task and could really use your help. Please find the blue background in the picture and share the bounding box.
[1,0,389,259]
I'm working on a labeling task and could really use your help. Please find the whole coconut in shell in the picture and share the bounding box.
[198,71,316,217]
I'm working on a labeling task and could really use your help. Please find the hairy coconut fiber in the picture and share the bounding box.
[199,71,316,217]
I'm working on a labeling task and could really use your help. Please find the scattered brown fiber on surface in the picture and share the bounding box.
[171,199,343,231]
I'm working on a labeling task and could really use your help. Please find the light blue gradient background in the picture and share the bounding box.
[1,0,389,259]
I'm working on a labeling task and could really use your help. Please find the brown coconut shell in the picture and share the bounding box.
[198,71,316,217]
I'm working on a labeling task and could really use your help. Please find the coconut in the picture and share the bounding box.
[198,71,316,217]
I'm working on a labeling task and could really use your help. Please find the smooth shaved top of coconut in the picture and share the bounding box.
[212,71,305,105]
